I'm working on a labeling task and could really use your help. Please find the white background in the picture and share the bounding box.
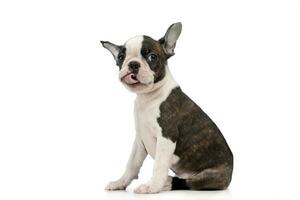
[1,0,300,199]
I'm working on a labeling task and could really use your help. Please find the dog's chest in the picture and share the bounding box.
[134,97,164,158]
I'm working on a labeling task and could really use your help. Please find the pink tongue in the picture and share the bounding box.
[123,73,139,84]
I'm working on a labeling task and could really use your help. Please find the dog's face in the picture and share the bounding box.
[101,23,182,94]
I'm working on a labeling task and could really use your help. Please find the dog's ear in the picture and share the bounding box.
[159,22,182,58]
[100,41,121,61]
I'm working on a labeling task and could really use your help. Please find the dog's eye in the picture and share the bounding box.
[148,53,157,62]
[118,53,125,61]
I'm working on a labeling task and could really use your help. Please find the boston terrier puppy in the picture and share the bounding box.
[101,22,233,194]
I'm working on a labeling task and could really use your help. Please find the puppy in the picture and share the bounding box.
[101,22,233,194]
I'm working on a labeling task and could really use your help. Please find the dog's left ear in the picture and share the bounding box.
[100,41,121,61]
[159,22,182,58]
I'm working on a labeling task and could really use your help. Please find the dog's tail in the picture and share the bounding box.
[171,177,190,190]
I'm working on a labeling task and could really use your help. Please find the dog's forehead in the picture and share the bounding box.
[124,35,162,56]
[124,36,144,56]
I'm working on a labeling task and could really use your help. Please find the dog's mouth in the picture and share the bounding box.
[121,73,141,86]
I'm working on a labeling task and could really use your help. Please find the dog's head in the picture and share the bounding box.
[101,22,182,94]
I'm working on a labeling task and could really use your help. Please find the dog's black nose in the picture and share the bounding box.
[128,61,140,73]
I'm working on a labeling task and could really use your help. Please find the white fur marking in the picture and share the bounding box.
[134,66,178,158]
[133,67,180,193]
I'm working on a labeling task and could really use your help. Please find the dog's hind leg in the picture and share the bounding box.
[185,166,233,190]
[170,165,233,190]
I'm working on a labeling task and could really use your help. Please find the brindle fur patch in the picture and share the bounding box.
[157,87,233,190]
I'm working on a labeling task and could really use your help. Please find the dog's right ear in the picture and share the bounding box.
[100,41,121,61]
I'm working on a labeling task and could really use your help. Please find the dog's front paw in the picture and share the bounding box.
[134,182,162,194]
[105,179,128,191]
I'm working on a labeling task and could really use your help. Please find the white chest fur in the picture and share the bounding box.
[134,67,178,158]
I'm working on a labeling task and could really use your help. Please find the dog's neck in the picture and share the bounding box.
[136,66,178,103]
